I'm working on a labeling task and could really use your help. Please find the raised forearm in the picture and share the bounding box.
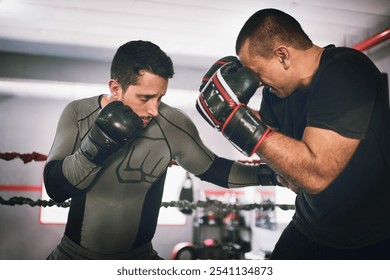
[258,128,360,194]
[258,133,323,193]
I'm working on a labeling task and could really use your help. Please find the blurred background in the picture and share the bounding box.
[0,0,389,259]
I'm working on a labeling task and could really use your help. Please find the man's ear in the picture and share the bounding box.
[275,46,290,69]
[108,79,121,99]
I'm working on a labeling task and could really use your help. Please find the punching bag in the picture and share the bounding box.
[179,172,194,215]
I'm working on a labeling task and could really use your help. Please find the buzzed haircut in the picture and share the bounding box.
[236,9,312,58]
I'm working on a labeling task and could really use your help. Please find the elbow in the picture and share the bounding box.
[44,175,69,203]
[43,160,74,203]
[45,186,67,203]
[46,191,67,204]
[305,185,325,195]
[302,176,334,195]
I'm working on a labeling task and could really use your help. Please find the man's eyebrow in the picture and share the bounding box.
[137,92,166,97]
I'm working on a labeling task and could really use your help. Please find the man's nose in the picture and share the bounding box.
[147,100,159,117]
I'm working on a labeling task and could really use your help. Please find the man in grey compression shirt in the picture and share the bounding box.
[44,40,279,259]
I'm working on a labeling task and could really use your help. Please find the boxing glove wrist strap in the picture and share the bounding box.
[222,104,274,157]
[80,126,121,165]
[258,164,279,186]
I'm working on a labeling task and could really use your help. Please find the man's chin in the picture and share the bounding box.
[142,119,153,127]
[268,87,280,97]
[270,88,290,99]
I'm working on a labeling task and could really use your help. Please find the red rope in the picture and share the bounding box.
[0,152,47,164]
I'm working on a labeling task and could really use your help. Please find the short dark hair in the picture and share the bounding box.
[236,9,312,58]
[110,40,174,91]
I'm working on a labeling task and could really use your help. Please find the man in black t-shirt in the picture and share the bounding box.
[197,9,390,259]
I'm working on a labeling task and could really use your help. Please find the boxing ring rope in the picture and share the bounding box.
[0,151,295,211]
[0,151,47,163]
[0,196,295,211]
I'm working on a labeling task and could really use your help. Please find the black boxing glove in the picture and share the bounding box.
[199,56,239,92]
[80,101,144,165]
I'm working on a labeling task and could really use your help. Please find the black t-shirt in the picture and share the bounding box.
[260,46,390,248]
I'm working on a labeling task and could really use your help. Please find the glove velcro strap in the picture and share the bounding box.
[196,93,224,129]
[80,125,121,165]
[196,75,236,130]
[222,105,272,157]
[213,68,240,106]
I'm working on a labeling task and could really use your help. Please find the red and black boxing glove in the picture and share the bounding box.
[199,56,239,92]
[196,57,258,129]
[196,58,274,157]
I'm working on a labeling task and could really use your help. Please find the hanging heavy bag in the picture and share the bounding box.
[179,172,194,215]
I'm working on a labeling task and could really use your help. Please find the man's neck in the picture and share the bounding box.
[298,45,324,91]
